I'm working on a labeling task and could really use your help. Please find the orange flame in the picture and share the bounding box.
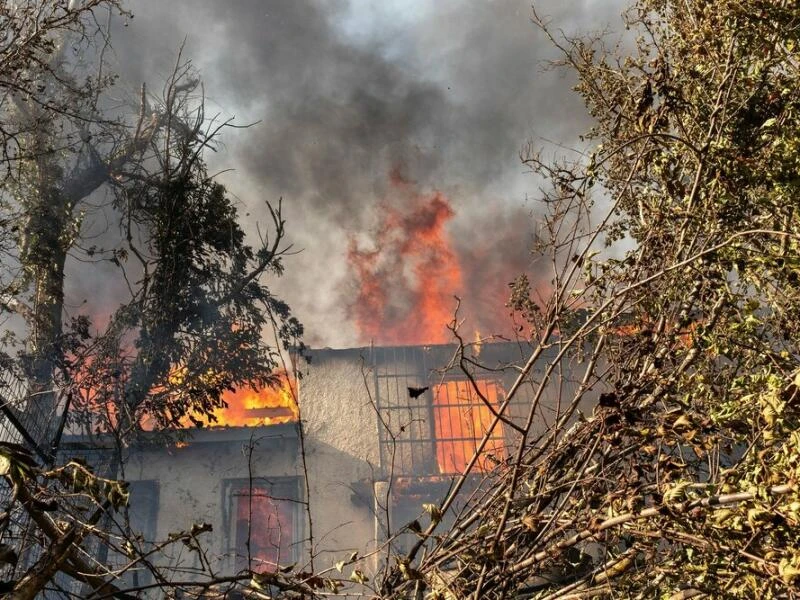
[71,359,298,431]
[347,169,541,345]
[348,172,463,345]
[194,370,299,428]
[235,486,294,572]
[432,379,505,474]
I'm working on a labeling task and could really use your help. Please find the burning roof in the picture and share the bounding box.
[193,370,299,429]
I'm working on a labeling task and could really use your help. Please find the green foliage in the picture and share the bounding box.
[1,10,303,435]
[59,114,305,432]
[382,2,800,599]
[96,142,304,431]
[0,4,306,599]
[530,2,800,597]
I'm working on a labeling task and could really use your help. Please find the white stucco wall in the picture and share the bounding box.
[122,426,302,574]
[116,345,390,579]
[298,348,385,571]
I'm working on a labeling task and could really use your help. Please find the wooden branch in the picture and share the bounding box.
[8,527,80,600]
[0,294,32,321]
[668,590,706,600]
[14,483,135,600]
[510,483,795,575]
[214,199,287,308]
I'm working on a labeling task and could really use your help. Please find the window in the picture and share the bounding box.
[225,479,301,573]
[369,345,515,476]
[433,379,505,473]
[110,481,160,590]
[55,480,160,598]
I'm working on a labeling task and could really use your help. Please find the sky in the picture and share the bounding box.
[103,0,627,348]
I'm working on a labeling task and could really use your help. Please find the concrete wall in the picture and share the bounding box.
[299,348,384,572]
[115,344,391,580]
[121,425,302,574]
[300,348,381,468]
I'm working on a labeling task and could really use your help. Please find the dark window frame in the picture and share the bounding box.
[108,480,160,590]
[221,477,303,572]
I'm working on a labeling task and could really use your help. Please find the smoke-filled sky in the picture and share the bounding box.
[107,0,626,348]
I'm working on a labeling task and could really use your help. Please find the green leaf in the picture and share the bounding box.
[423,503,443,523]
[350,569,369,584]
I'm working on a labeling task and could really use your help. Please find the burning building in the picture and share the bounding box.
[52,339,581,587]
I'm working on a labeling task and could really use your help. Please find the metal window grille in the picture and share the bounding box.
[0,359,72,594]
[432,379,506,474]
[42,444,122,599]
[0,359,61,457]
[369,344,531,477]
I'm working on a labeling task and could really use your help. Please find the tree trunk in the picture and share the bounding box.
[21,147,70,447]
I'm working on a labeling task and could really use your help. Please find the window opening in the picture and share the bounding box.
[371,345,512,476]
[229,479,299,573]
[433,379,505,474]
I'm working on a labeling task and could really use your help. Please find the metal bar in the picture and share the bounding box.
[421,350,437,474]
[381,401,499,410]
[387,437,503,444]
[47,390,73,464]
[394,347,407,473]
[375,373,420,379]
[0,397,50,463]
[372,346,517,476]
[372,346,386,473]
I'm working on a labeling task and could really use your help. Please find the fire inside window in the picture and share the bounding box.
[370,345,512,477]
[232,482,297,572]
[433,379,505,474]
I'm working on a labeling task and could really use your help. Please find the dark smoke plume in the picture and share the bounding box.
[107,0,625,346]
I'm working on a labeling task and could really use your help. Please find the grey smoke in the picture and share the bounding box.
[108,0,626,347]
